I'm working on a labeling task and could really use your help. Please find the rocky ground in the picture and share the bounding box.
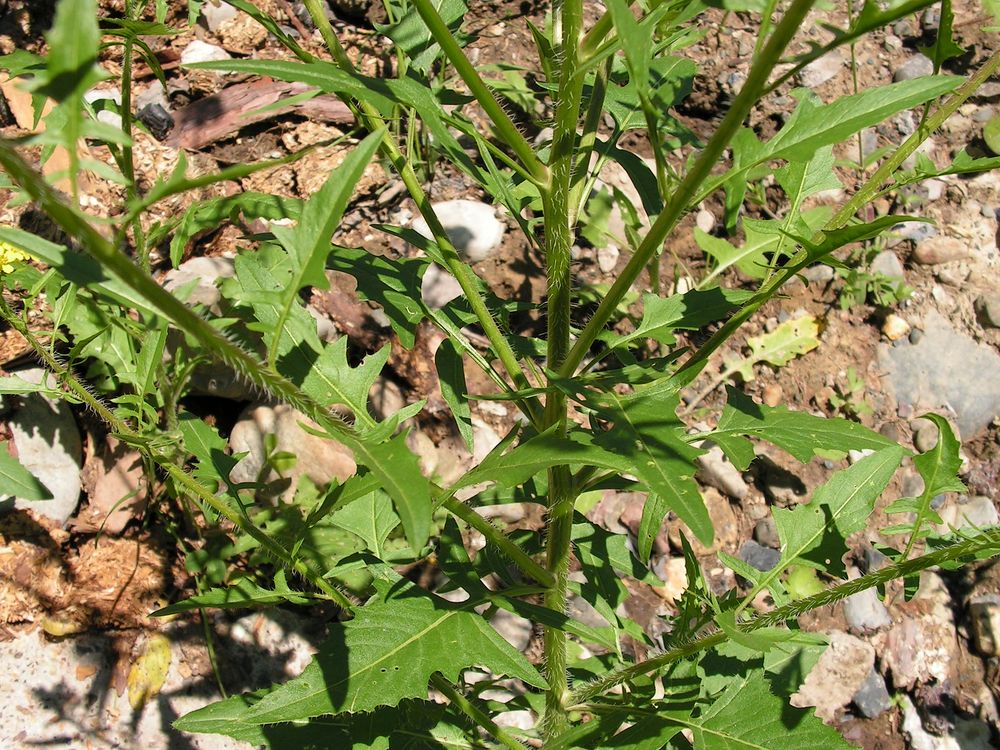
[0,0,999,748]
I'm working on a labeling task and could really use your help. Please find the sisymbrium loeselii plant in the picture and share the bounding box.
[1,0,1000,747]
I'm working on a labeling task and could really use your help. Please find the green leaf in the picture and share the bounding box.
[0,442,53,500]
[205,591,544,725]
[573,515,661,586]
[680,671,852,750]
[33,0,104,101]
[726,314,820,382]
[637,493,668,563]
[301,338,388,432]
[603,56,697,132]
[918,0,964,71]
[328,490,400,558]
[435,338,473,451]
[378,0,469,73]
[985,117,1000,156]
[773,446,905,579]
[885,413,966,552]
[607,0,653,93]
[586,389,712,545]
[151,573,320,616]
[707,386,898,470]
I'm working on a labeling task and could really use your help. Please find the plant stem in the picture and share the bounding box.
[0,296,352,609]
[299,0,543,427]
[559,0,816,380]
[677,46,1000,379]
[430,674,527,750]
[540,0,587,736]
[569,525,1000,705]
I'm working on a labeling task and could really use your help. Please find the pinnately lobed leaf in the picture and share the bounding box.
[178,591,545,728]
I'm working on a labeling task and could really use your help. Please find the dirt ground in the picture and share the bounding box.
[0,0,999,748]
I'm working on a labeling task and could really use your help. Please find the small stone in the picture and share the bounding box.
[974,293,1000,329]
[934,265,970,286]
[201,0,238,31]
[843,587,892,633]
[760,458,807,505]
[162,256,235,314]
[652,556,688,603]
[753,516,780,548]
[696,444,749,501]
[801,264,835,284]
[891,220,938,244]
[739,540,780,572]
[1,368,82,525]
[763,384,782,407]
[848,448,875,464]
[894,54,934,82]
[412,200,505,263]
[968,596,1000,656]
[472,418,501,465]
[695,208,715,233]
[229,404,356,500]
[179,40,231,65]
[882,313,910,341]
[908,327,924,345]
[871,250,905,279]
[490,610,532,651]
[853,668,893,719]
[882,573,958,690]
[879,422,900,442]
[911,237,969,265]
[913,421,940,453]
[421,263,463,309]
[800,50,844,88]
[596,245,619,273]
[956,496,999,528]
[792,631,875,722]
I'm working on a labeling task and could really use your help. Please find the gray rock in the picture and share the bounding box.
[871,250,905,279]
[596,245,619,273]
[853,668,893,719]
[791,631,875,722]
[800,50,844,88]
[412,200,505,263]
[892,220,938,244]
[753,516,780,548]
[843,587,892,633]
[801,264,835,284]
[913,421,940,453]
[974,293,1000,329]
[163,256,235,314]
[696,444,749,501]
[760,458,807,505]
[421,263,463,309]
[911,236,969,265]
[956,496,999,528]
[179,39,231,65]
[879,312,1000,438]
[490,610,533,651]
[894,53,934,82]
[1,368,82,525]
[201,0,238,31]
[739,540,780,572]
[968,595,1000,656]
[229,403,356,499]
[882,573,958,690]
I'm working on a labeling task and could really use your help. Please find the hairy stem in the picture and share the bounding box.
[430,674,527,749]
[559,0,816,379]
[570,526,1000,705]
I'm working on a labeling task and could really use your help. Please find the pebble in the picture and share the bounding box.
[229,403,356,500]
[201,0,238,31]
[162,256,235,314]
[695,208,715,233]
[179,39,232,65]
[760,458,807,505]
[596,244,619,273]
[913,421,940,453]
[791,631,875,722]
[894,53,934,82]
[412,200,505,263]
[969,595,1000,656]
[1,368,82,525]
[852,668,893,719]
[739,540,780,572]
[843,586,892,633]
[762,383,782,407]
[490,610,532,651]
[421,263,463,309]
[911,237,969,265]
[471,418,502,465]
[974,293,1000,329]
[801,264,835,284]
[870,250,905,279]
[955,496,999,528]
[653,556,689,603]
[753,516,780,548]
[892,220,938,244]
[882,573,958,690]
[799,50,844,88]
[879,311,1000,438]
[882,313,910,341]
[695,444,749,501]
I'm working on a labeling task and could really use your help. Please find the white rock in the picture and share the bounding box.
[969,596,1000,656]
[229,403,356,499]
[180,40,232,65]
[2,368,82,525]
[882,313,910,341]
[490,610,532,651]
[421,263,463,309]
[201,0,239,31]
[695,444,749,500]
[791,631,875,722]
[597,244,620,273]
[800,50,844,88]
[162,256,235,314]
[494,710,535,730]
[471,418,502,465]
[695,208,715,233]
[842,575,892,633]
[412,200,505,262]
[882,573,958,690]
